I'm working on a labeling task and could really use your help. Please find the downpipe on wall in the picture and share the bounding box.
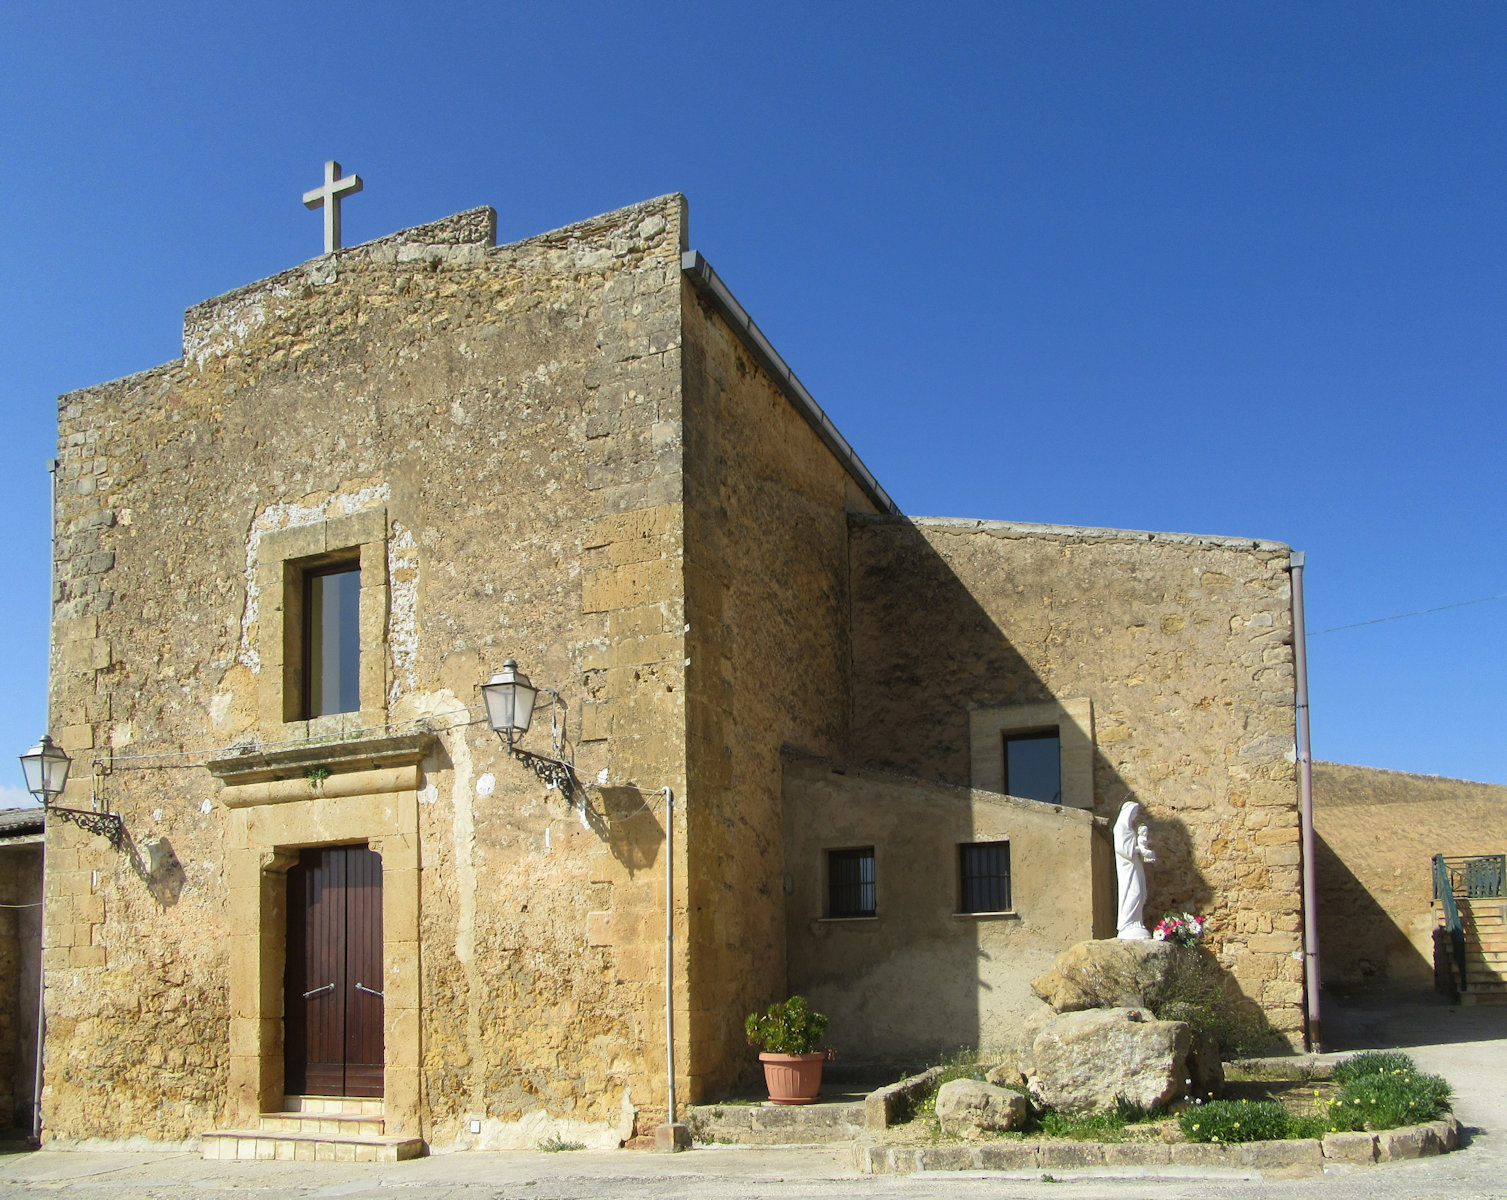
[33,459,58,1142]
[1290,551,1322,1052]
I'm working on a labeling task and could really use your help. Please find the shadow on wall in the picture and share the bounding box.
[1314,831,1431,986]
[776,517,1227,1072]
[578,785,665,877]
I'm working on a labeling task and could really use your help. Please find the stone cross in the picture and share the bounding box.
[302,161,364,255]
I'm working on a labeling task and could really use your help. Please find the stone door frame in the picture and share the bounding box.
[223,768,421,1137]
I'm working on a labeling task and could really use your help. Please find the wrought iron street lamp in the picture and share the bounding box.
[481,660,575,803]
[480,659,538,749]
[17,734,123,847]
[19,734,70,804]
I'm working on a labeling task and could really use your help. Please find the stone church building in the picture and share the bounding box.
[32,192,1305,1152]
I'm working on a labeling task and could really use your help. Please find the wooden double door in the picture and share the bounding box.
[284,845,385,1098]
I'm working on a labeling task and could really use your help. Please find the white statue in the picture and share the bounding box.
[1114,800,1157,939]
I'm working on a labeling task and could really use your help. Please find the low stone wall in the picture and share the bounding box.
[854,1115,1462,1174]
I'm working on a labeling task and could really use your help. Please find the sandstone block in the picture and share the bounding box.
[1020,1007,1191,1114]
[1322,1130,1377,1163]
[1377,1123,1442,1161]
[934,1079,1029,1138]
[1031,938,1181,1012]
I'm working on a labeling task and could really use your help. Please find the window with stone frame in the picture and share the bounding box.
[1002,729,1061,805]
[301,558,362,718]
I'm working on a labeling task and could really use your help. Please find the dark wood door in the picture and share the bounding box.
[285,845,384,1098]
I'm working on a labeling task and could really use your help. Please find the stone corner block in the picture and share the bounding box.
[1321,1130,1377,1163]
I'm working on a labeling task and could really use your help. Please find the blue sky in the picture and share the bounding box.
[2,2,1504,804]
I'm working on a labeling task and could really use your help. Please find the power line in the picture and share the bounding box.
[1309,591,1507,637]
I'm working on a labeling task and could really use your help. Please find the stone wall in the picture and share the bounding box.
[678,279,878,1097]
[1314,761,1507,986]
[848,517,1304,1043]
[782,757,1107,1067]
[45,196,694,1146]
[0,840,43,1131]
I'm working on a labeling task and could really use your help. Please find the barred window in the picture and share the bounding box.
[827,847,876,918]
[959,841,1011,913]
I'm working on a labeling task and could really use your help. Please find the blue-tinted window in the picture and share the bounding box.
[305,564,361,717]
[1004,730,1061,805]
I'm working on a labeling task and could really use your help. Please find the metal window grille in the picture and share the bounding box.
[828,848,876,917]
[959,841,1011,913]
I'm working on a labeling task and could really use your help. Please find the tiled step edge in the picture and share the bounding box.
[202,1130,424,1163]
[257,1112,387,1136]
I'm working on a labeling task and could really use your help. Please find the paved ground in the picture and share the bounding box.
[0,992,1502,1199]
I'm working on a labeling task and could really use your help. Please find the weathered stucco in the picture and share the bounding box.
[848,517,1304,1041]
[783,756,1110,1066]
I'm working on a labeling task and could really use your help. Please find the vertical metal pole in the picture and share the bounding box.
[33,458,58,1141]
[1290,552,1322,1051]
[663,787,676,1124]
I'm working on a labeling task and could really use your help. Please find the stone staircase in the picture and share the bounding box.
[201,1096,424,1161]
[682,1093,868,1146]
[1459,899,1507,1004]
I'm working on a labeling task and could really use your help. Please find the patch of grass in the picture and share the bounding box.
[537,1136,586,1152]
[1038,1108,1128,1142]
[1179,1099,1299,1143]
[1327,1068,1452,1132]
[1331,1051,1418,1085]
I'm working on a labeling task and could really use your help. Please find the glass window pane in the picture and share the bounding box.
[1004,732,1060,805]
[307,566,361,717]
[959,841,1011,913]
[828,848,875,917]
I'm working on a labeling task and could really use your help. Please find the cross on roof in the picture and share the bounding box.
[302,160,364,255]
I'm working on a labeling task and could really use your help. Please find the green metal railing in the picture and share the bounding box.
[1435,854,1507,902]
[1433,853,1505,999]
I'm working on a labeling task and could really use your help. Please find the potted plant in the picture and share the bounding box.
[744,995,830,1104]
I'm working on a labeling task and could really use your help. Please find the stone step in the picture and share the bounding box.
[283,1094,385,1116]
[202,1129,424,1162]
[257,1112,388,1136]
[683,1099,867,1145]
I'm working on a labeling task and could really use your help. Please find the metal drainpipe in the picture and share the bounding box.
[32,458,58,1141]
[663,787,677,1126]
[1290,551,1322,1051]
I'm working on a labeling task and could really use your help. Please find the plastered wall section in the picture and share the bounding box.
[44,196,694,1146]
[783,757,1104,1066]
[848,517,1304,1041]
[677,282,877,1098]
[1314,761,1507,985]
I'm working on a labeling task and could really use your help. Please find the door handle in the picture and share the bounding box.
[355,982,383,998]
[302,983,335,1000]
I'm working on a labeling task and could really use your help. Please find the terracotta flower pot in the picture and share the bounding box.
[759,1052,825,1105]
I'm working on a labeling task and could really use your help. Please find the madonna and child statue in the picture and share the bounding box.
[1114,800,1156,939]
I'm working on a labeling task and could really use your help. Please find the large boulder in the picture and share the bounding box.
[1031,939,1183,1012]
[934,1079,1031,1138]
[1018,1006,1192,1114]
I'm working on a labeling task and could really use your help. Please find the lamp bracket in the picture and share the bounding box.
[508,747,577,805]
[45,806,125,850]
